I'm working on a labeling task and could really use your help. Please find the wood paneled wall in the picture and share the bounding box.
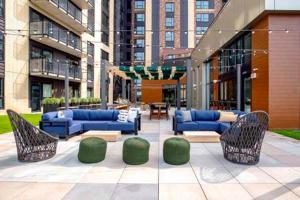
[251,16,269,114]
[268,14,300,129]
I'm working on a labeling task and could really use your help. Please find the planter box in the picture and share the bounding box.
[43,104,59,113]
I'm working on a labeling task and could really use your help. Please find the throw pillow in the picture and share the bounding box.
[117,110,128,123]
[57,111,65,118]
[218,111,238,122]
[127,110,137,123]
[182,111,192,122]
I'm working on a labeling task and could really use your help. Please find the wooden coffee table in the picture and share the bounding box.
[183,131,220,143]
[81,131,122,142]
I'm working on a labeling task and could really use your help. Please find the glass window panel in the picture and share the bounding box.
[43,84,52,98]
[135,1,145,9]
[165,2,174,12]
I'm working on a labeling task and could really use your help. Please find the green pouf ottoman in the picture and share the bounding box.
[163,137,190,165]
[123,137,150,165]
[78,137,107,163]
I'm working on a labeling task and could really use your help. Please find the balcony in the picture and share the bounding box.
[30,21,83,57]
[30,58,82,81]
[70,0,94,9]
[30,0,87,33]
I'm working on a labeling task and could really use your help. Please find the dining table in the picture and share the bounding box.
[150,102,167,120]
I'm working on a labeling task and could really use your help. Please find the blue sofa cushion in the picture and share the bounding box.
[219,122,231,133]
[192,110,219,121]
[113,110,120,121]
[43,123,81,137]
[89,110,115,121]
[63,110,74,119]
[107,122,134,131]
[197,121,220,131]
[42,111,57,121]
[73,109,90,120]
[82,121,111,131]
[177,122,198,131]
[51,117,73,126]
[175,110,184,123]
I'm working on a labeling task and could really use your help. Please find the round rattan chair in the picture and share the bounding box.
[7,109,59,162]
[220,111,269,165]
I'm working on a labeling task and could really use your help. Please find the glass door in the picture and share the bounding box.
[243,77,251,112]
[31,84,41,112]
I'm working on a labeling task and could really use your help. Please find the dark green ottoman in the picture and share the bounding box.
[78,137,107,163]
[163,137,190,165]
[123,137,150,165]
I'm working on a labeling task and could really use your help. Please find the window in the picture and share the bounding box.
[101,50,109,60]
[165,31,174,41]
[135,39,144,47]
[0,0,4,17]
[165,2,174,12]
[102,31,109,45]
[196,0,209,9]
[135,1,144,9]
[31,46,42,58]
[136,13,144,22]
[196,13,209,22]
[0,32,4,61]
[196,26,208,35]
[87,88,94,98]
[43,84,52,98]
[87,42,94,57]
[165,18,174,28]
[135,26,144,35]
[134,52,144,61]
[0,78,3,109]
[87,65,94,81]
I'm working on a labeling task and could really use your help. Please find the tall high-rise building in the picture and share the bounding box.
[126,0,225,104]
[0,0,115,114]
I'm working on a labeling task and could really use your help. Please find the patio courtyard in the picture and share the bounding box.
[0,110,300,200]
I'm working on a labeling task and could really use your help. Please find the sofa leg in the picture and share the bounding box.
[135,131,138,135]
[174,131,177,135]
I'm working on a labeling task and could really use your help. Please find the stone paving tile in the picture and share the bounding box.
[242,183,300,200]
[0,181,32,200]
[63,183,116,200]
[259,167,300,184]
[110,184,158,200]
[159,184,206,200]
[285,184,300,197]
[201,183,253,200]
[16,182,74,200]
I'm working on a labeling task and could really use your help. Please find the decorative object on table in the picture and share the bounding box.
[7,109,59,162]
[78,137,107,163]
[220,111,269,165]
[81,131,121,142]
[163,137,190,165]
[184,131,220,143]
[123,137,150,165]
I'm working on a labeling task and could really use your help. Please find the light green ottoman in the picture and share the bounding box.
[123,137,150,165]
[163,137,190,165]
[78,137,107,163]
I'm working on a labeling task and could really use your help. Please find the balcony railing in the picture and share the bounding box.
[50,0,82,23]
[88,0,94,7]
[30,21,82,51]
[30,58,82,80]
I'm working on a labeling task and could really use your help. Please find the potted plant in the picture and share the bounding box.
[70,98,79,106]
[42,97,60,113]
[80,98,89,105]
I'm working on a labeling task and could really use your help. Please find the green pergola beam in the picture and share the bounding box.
[119,66,131,72]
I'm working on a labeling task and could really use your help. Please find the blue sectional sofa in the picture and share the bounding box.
[40,109,140,138]
[173,110,245,135]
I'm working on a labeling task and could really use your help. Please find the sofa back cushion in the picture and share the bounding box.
[89,110,115,121]
[63,110,74,119]
[42,111,57,121]
[73,109,90,120]
[113,110,120,121]
[192,110,219,121]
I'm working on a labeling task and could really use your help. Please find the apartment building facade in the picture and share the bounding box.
[128,0,224,103]
[191,0,300,129]
[0,0,114,114]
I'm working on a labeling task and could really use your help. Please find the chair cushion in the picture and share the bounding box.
[177,122,199,131]
[107,122,135,131]
[42,111,57,121]
[82,121,111,131]
[73,109,90,120]
[51,117,73,126]
[89,110,114,121]
[197,121,220,131]
[192,110,219,121]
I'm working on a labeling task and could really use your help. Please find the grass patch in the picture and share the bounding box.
[273,130,300,140]
[0,114,42,134]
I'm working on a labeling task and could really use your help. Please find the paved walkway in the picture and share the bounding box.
[1,110,300,199]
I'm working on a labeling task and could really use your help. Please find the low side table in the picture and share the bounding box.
[183,131,220,143]
[81,131,122,142]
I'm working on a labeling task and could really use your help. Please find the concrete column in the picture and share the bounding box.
[101,60,107,109]
[64,62,69,109]
[122,79,126,99]
[176,80,181,110]
[186,58,192,110]
[237,64,242,110]
[195,66,200,109]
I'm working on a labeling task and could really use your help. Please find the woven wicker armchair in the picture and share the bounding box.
[7,109,59,162]
[220,111,269,165]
